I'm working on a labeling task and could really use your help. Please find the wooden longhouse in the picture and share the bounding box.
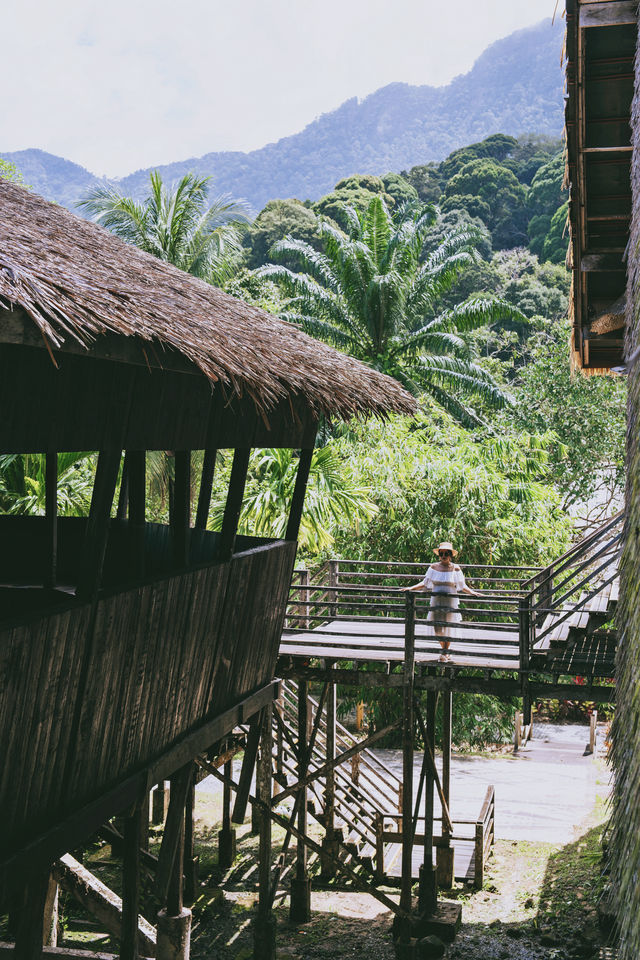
[565,3,640,959]
[0,177,414,959]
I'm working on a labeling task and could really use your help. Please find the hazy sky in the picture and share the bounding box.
[2,0,560,177]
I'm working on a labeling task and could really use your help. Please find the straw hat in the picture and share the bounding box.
[434,541,458,557]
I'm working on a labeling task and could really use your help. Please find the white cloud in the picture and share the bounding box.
[1,0,559,176]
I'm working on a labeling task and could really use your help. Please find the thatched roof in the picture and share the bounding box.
[0,179,415,420]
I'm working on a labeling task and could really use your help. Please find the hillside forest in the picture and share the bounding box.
[0,133,626,744]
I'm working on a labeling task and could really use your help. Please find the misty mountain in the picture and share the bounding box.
[2,18,564,213]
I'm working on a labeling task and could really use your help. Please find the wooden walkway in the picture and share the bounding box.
[280,619,520,671]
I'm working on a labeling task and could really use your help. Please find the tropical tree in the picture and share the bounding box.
[259,196,524,425]
[0,453,94,515]
[78,172,248,285]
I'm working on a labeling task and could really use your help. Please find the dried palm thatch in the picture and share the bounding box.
[0,179,415,421]
[610,31,640,960]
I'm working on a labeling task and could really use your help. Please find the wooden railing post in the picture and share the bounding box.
[328,559,339,618]
[400,592,416,924]
[301,569,310,629]
[518,595,532,726]
[375,812,385,882]
[356,701,364,731]
[321,665,338,879]
[474,821,485,890]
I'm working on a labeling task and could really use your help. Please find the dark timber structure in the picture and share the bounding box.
[0,178,413,959]
[565,4,640,959]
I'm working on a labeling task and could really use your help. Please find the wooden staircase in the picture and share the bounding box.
[528,516,622,677]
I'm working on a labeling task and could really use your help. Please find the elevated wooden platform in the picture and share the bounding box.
[280,619,520,671]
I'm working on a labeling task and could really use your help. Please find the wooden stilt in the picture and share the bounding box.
[152,782,170,826]
[14,869,50,959]
[42,876,58,948]
[254,705,276,960]
[419,690,438,915]
[232,717,261,825]
[399,593,416,938]
[436,690,454,889]
[218,759,236,869]
[139,793,149,853]
[218,447,251,561]
[285,448,314,542]
[154,766,192,905]
[183,772,198,906]
[120,805,141,960]
[321,664,338,879]
[44,452,57,589]
[290,679,311,923]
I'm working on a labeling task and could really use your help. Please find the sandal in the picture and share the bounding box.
[439,653,452,663]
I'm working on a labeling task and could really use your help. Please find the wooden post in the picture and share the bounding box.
[474,819,485,890]
[514,711,522,753]
[290,680,311,923]
[321,666,338,879]
[14,869,50,959]
[285,447,314,542]
[170,450,191,569]
[183,771,198,906]
[76,448,122,599]
[587,710,598,755]
[116,455,129,521]
[232,717,261,825]
[152,782,170,825]
[375,812,385,882]
[301,569,310,629]
[195,448,217,531]
[218,759,237,869]
[154,766,192,904]
[328,559,339,617]
[254,705,276,960]
[127,451,146,580]
[121,805,141,960]
[436,691,454,889]
[420,690,438,915]
[519,597,532,726]
[399,593,416,930]
[44,451,57,589]
[356,702,364,732]
[274,691,285,793]
[351,752,360,787]
[42,876,59,948]
[218,447,251,561]
[139,792,149,853]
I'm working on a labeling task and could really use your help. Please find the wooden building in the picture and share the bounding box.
[0,177,414,958]
[565,3,640,958]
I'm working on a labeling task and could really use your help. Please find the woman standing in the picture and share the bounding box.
[402,542,480,662]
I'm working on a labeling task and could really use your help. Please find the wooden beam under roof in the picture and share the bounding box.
[580,1,638,28]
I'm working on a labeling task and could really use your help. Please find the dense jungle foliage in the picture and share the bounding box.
[2,130,626,746]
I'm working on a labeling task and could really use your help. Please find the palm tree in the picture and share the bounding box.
[0,453,95,515]
[209,447,377,552]
[259,197,525,424]
[78,172,248,285]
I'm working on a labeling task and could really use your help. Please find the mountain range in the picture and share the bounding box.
[2,18,564,214]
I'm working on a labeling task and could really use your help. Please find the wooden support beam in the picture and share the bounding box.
[321,666,337,879]
[255,706,275,960]
[196,758,409,921]
[194,448,217,531]
[116,456,129,521]
[52,855,156,956]
[76,449,122,599]
[14,870,50,959]
[218,447,251,560]
[127,451,146,580]
[183,772,197,906]
[272,720,399,804]
[400,593,416,927]
[419,691,438,914]
[44,452,57,589]
[154,766,191,906]
[436,690,454,889]
[170,451,191,569]
[232,717,261,825]
[580,1,637,26]
[290,680,311,923]
[0,947,154,960]
[285,448,314,542]
[120,807,142,960]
